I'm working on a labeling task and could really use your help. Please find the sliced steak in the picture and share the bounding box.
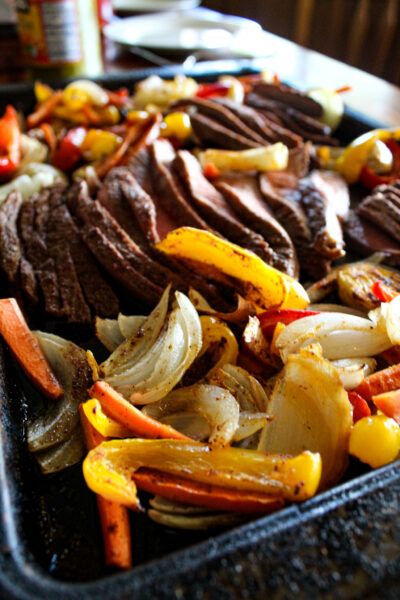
[19,255,38,305]
[190,113,261,150]
[82,225,163,306]
[97,168,151,250]
[19,194,64,317]
[126,146,153,195]
[70,180,182,292]
[298,181,344,260]
[46,191,92,324]
[108,167,160,245]
[357,183,400,242]
[48,200,119,317]
[345,211,400,264]
[0,190,23,283]
[250,82,323,117]
[309,170,350,221]
[259,174,331,278]
[245,92,337,146]
[176,150,274,264]
[151,139,211,230]
[174,97,267,145]
[215,173,299,278]
[214,97,302,149]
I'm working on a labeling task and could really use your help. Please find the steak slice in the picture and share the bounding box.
[215,173,299,278]
[250,82,323,117]
[82,225,163,306]
[105,167,160,245]
[70,181,182,292]
[126,146,153,195]
[0,190,23,283]
[259,174,331,278]
[176,150,274,264]
[19,255,38,305]
[19,194,64,317]
[151,139,211,230]
[308,170,350,221]
[174,97,267,145]
[214,97,302,149]
[46,192,91,324]
[345,210,400,264]
[357,183,400,242]
[245,92,337,146]
[190,112,260,150]
[97,168,152,251]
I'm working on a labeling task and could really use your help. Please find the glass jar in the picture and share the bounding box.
[15,0,103,80]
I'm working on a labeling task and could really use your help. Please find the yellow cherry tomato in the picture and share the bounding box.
[349,414,400,468]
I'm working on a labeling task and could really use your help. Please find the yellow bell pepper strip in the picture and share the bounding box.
[89,380,191,441]
[349,415,400,468]
[79,405,134,568]
[156,227,309,311]
[0,106,21,177]
[83,438,322,506]
[335,128,400,184]
[199,315,239,376]
[81,398,132,438]
[132,468,285,514]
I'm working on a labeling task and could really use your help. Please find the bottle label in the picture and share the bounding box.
[16,0,82,65]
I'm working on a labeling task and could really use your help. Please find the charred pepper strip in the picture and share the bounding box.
[79,405,134,569]
[83,438,322,507]
[156,228,309,311]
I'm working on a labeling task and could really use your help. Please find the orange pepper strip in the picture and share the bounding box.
[39,123,57,153]
[0,298,63,400]
[120,113,161,164]
[79,405,133,569]
[133,467,285,514]
[379,346,400,366]
[26,90,63,129]
[89,380,191,441]
[95,115,160,179]
[355,363,400,402]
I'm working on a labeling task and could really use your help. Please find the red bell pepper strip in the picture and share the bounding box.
[258,308,320,340]
[52,126,87,172]
[347,391,371,423]
[0,106,21,176]
[370,280,399,303]
[195,82,230,99]
[360,139,400,189]
[372,389,400,425]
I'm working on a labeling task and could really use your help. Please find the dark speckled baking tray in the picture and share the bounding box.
[0,63,399,600]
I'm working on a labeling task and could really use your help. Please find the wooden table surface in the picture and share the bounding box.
[101,28,400,128]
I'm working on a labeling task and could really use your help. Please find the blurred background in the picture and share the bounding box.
[1,0,399,84]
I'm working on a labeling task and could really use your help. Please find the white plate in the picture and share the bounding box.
[104,9,265,54]
[113,0,201,12]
